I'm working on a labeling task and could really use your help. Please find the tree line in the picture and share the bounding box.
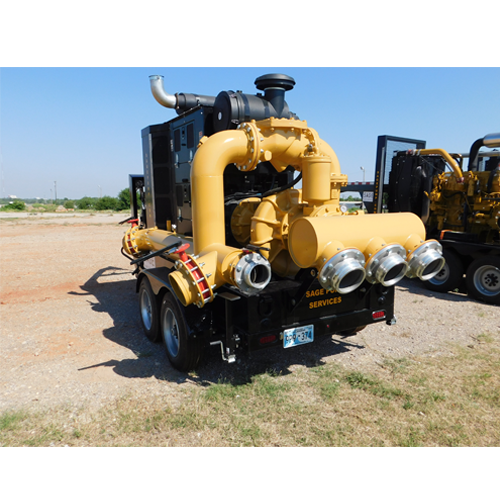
[0,188,132,212]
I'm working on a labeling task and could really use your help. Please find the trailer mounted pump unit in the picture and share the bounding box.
[122,73,445,371]
[383,132,500,304]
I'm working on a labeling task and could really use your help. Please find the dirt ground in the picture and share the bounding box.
[1,213,499,413]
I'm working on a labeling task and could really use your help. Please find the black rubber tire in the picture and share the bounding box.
[160,293,204,372]
[466,256,500,305]
[138,278,161,342]
[425,249,464,293]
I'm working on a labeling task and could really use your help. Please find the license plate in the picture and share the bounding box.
[283,325,314,349]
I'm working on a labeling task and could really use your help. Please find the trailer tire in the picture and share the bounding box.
[425,249,463,293]
[466,256,500,305]
[160,292,204,372]
[138,278,161,342]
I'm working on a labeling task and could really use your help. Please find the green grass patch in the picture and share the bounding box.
[2,338,500,447]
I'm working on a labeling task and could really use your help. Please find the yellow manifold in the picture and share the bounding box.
[123,117,445,307]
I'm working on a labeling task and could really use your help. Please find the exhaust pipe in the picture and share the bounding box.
[149,75,217,112]
[149,75,177,109]
[468,132,500,171]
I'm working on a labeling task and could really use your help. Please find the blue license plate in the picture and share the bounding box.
[283,325,314,349]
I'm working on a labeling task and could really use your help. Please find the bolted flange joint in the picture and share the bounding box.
[236,121,265,172]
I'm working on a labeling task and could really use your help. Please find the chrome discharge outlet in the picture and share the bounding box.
[233,253,272,295]
[366,244,408,286]
[319,249,366,294]
[406,241,445,280]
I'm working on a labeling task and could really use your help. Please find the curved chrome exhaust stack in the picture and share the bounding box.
[319,249,366,295]
[406,241,445,281]
[366,244,408,287]
[149,75,177,109]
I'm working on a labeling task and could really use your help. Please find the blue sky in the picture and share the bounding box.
[1,67,499,200]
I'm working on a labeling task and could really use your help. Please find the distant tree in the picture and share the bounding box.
[0,200,26,211]
[64,200,75,209]
[117,188,131,211]
[95,196,119,211]
[76,197,96,210]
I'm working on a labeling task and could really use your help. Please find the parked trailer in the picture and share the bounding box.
[343,135,500,305]
[121,75,445,371]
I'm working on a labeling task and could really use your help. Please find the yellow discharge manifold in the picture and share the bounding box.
[123,117,445,307]
[287,212,444,294]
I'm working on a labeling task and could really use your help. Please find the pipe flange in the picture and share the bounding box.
[365,244,408,286]
[406,240,445,280]
[304,128,321,155]
[319,249,366,295]
[236,121,261,172]
[123,226,149,257]
[174,253,214,308]
[233,252,272,295]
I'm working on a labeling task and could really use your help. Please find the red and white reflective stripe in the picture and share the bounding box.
[172,245,212,303]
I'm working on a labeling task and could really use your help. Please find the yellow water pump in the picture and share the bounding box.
[122,72,446,371]
[123,116,444,309]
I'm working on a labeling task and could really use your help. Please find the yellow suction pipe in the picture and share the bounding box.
[168,126,279,307]
[191,131,249,253]
[190,118,316,254]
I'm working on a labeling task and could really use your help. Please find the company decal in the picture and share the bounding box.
[305,288,342,309]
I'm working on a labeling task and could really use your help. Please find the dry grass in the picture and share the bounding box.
[1,332,499,447]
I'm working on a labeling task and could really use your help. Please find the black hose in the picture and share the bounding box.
[121,247,133,261]
[261,172,302,198]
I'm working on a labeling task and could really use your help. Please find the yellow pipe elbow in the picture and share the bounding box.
[191,130,250,253]
[415,149,464,180]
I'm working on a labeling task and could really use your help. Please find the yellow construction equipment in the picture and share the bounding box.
[122,73,445,371]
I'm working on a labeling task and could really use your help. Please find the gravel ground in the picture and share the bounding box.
[1,214,499,413]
